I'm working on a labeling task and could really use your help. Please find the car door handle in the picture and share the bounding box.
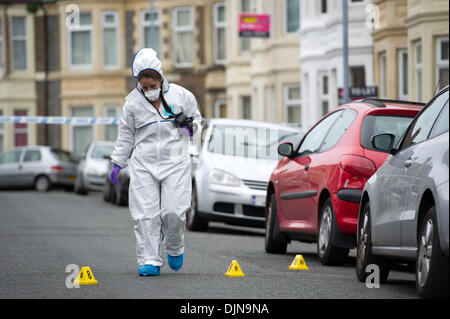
[404,158,414,168]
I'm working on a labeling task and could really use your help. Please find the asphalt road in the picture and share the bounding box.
[0,189,418,299]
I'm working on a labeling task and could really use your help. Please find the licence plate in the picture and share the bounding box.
[69,175,77,181]
[251,195,265,206]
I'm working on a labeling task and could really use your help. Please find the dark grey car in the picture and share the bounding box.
[0,146,77,192]
[356,86,449,298]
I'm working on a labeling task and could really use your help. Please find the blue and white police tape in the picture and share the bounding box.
[0,116,119,125]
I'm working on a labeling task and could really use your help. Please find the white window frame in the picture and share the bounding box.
[239,0,251,54]
[141,9,160,54]
[214,100,227,118]
[415,41,422,101]
[285,0,300,34]
[10,16,27,71]
[173,7,194,68]
[104,105,120,141]
[69,106,94,156]
[319,74,329,115]
[213,2,226,64]
[241,96,252,119]
[102,11,119,70]
[398,49,408,100]
[436,36,449,90]
[0,109,4,153]
[68,12,93,70]
[284,84,301,123]
[379,52,387,98]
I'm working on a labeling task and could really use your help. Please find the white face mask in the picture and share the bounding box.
[144,88,161,102]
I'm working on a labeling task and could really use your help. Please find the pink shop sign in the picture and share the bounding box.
[238,14,271,38]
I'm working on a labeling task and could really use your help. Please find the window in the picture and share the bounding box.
[11,17,27,70]
[0,18,3,73]
[0,150,22,164]
[321,0,327,13]
[0,110,3,152]
[320,74,329,115]
[213,3,226,64]
[360,115,414,151]
[173,7,194,67]
[142,10,160,55]
[71,107,94,158]
[285,85,301,123]
[436,37,449,90]
[23,150,42,162]
[350,66,366,87]
[214,100,227,118]
[297,110,342,157]
[286,0,299,33]
[241,96,252,119]
[240,0,251,53]
[401,90,449,148]
[379,52,387,98]
[104,106,119,142]
[398,49,408,100]
[320,109,357,152]
[102,12,119,69]
[415,41,422,101]
[429,101,449,139]
[14,110,27,147]
[69,12,93,69]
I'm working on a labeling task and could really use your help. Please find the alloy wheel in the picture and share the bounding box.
[417,219,433,288]
[319,206,332,256]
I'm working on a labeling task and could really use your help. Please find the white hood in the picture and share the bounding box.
[132,48,169,93]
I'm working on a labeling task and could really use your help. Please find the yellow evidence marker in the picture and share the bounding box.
[74,266,98,285]
[289,254,309,270]
[225,260,245,277]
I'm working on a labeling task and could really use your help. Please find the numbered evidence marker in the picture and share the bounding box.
[289,254,309,270]
[224,260,245,277]
[74,266,98,285]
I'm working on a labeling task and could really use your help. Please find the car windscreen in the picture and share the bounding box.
[51,149,74,162]
[91,144,114,159]
[208,125,302,160]
[361,115,415,151]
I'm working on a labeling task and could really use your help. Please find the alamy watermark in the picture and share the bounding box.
[65,264,80,289]
[65,4,80,30]
[365,264,381,289]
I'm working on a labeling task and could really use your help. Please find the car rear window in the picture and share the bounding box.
[51,149,73,162]
[361,115,414,151]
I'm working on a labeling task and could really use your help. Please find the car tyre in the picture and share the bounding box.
[416,206,449,299]
[356,201,390,283]
[186,182,208,232]
[317,198,350,266]
[265,193,288,254]
[35,175,51,192]
[103,180,115,203]
[74,174,88,195]
[115,183,128,206]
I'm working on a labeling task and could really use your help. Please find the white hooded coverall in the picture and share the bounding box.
[111,48,202,267]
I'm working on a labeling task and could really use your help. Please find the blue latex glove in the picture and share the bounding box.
[110,164,121,185]
[182,126,193,137]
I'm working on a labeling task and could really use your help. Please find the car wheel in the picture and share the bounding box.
[416,206,449,299]
[35,175,51,192]
[265,193,287,254]
[115,183,128,206]
[317,198,349,266]
[186,182,208,232]
[356,201,390,283]
[74,174,88,195]
[103,181,113,202]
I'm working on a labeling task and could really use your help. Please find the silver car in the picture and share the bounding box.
[188,118,303,231]
[74,141,115,195]
[0,146,77,192]
[356,86,449,298]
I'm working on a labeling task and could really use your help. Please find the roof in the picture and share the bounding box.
[205,118,303,133]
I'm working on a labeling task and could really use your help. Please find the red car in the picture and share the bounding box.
[265,99,424,265]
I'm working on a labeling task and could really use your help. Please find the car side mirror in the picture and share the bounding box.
[103,155,111,160]
[278,142,294,158]
[372,133,395,153]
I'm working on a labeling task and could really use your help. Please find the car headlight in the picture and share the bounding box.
[209,169,241,187]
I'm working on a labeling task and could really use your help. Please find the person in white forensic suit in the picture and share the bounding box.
[110,48,202,276]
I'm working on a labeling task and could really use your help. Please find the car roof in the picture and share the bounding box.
[206,118,303,133]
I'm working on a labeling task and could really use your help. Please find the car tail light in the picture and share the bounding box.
[51,165,63,172]
[339,155,376,179]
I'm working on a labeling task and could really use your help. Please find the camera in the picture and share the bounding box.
[173,112,194,132]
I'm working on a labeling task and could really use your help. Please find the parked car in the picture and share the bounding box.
[356,86,449,298]
[188,118,303,231]
[75,141,115,195]
[0,146,77,192]
[103,162,130,206]
[265,98,424,265]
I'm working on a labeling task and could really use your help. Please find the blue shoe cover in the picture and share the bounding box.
[138,265,160,276]
[167,253,183,272]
